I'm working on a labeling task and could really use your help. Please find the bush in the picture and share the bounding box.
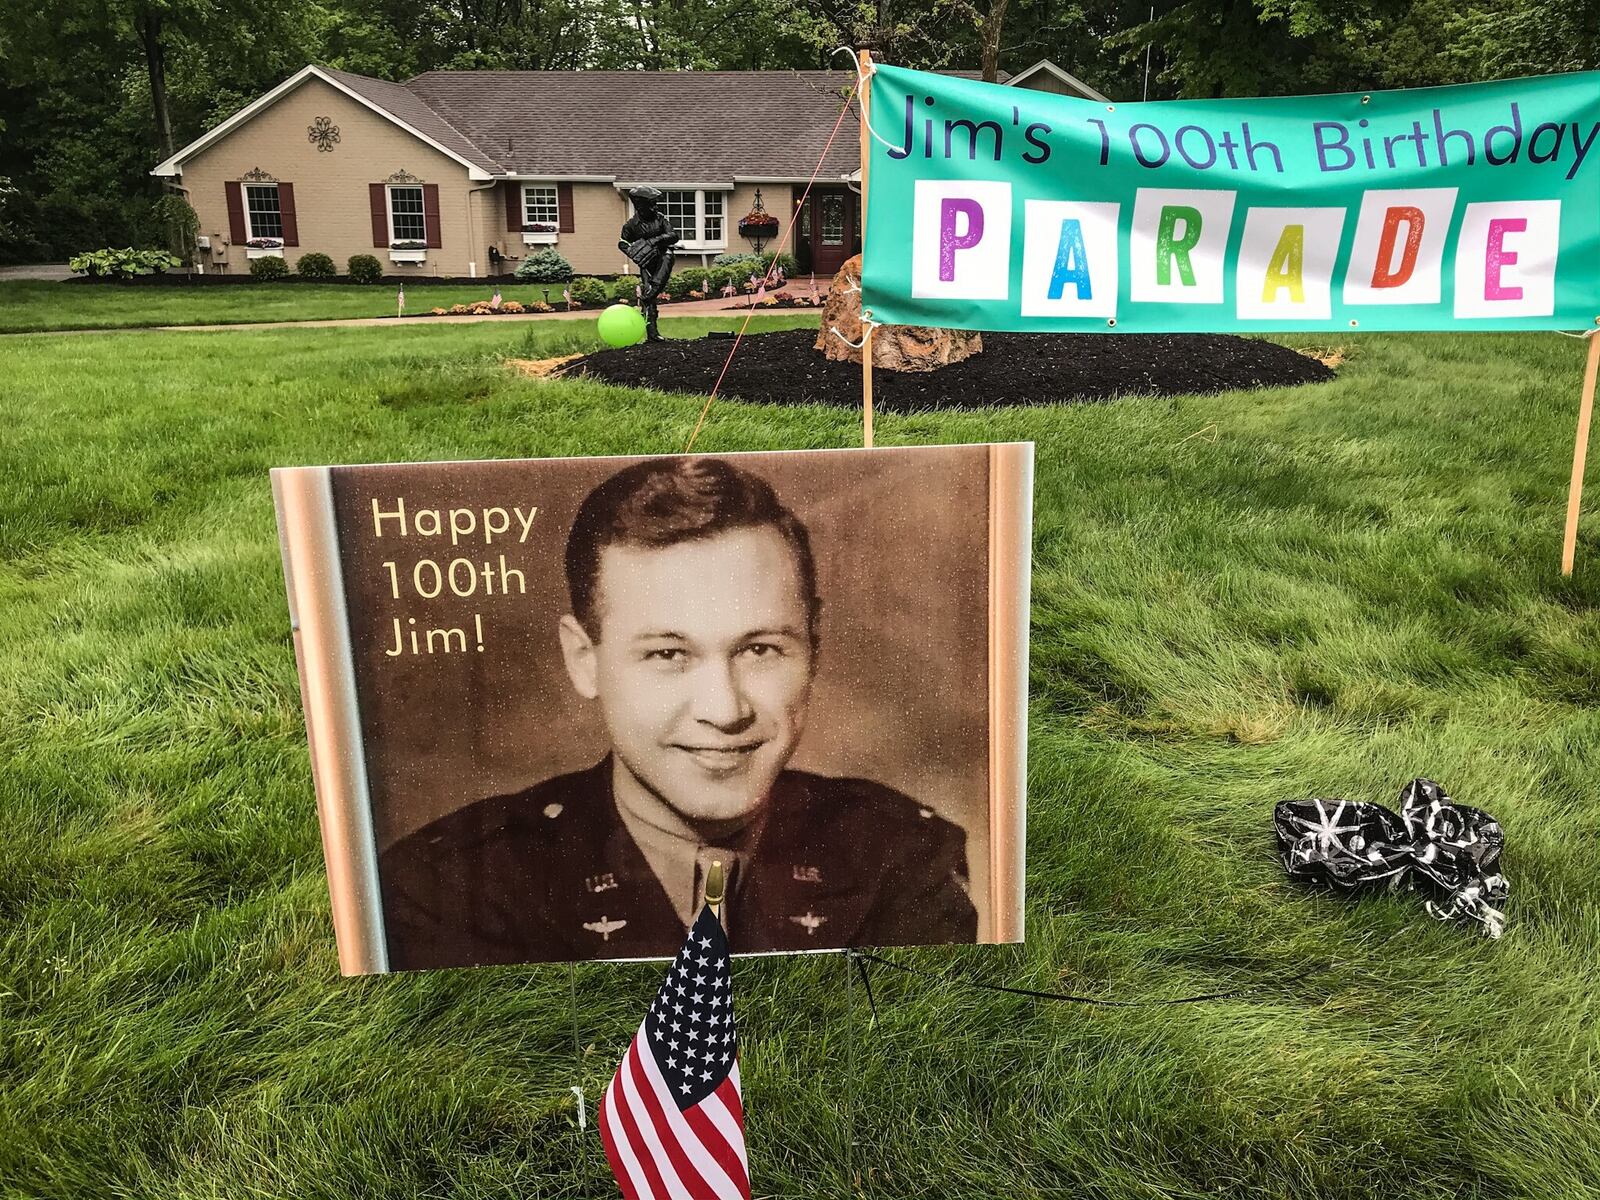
[568,276,609,306]
[515,247,574,282]
[249,254,289,281]
[347,253,383,284]
[608,277,641,302]
[296,252,335,279]
[765,251,800,278]
[711,251,762,272]
[671,267,709,296]
[67,247,181,280]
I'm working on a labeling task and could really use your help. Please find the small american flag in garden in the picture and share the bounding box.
[396,283,405,315]
[600,906,749,1200]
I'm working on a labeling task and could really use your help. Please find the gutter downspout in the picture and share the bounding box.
[466,178,499,278]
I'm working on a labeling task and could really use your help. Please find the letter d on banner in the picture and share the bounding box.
[912,180,1011,300]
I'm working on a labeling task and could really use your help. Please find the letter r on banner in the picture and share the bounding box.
[911,180,1012,300]
[1130,188,1236,306]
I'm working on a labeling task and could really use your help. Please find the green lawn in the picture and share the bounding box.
[0,278,612,333]
[2,317,1598,1199]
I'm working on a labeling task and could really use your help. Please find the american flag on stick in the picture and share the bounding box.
[600,905,749,1200]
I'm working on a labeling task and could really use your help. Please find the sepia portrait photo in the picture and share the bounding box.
[272,443,1031,973]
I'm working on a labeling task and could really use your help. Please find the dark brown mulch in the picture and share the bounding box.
[567,329,1335,411]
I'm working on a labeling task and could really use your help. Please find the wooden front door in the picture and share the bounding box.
[808,187,855,276]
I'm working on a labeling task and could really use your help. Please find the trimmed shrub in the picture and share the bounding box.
[249,254,289,281]
[711,251,762,272]
[296,252,336,279]
[568,276,609,306]
[68,247,180,279]
[347,253,383,284]
[515,247,574,282]
[671,267,709,296]
[764,251,800,278]
[608,277,641,302]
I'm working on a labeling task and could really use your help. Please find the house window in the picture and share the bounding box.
[522,185,559,230]
[245,184,283,239]
[388,184,426,243]
[661,189,728,248]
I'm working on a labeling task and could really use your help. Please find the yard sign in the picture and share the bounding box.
[862,65,1600,333]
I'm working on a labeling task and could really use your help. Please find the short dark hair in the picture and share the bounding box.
[565,457,821,643]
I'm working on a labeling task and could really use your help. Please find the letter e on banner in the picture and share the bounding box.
[1020,200,1120,318]
[1130,188,1236,305]
[911,180,1012,300]
[1453,200,1561,318]
[1236,206,1345,321]
[1342,188,1458,306]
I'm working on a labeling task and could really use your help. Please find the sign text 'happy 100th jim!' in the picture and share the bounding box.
[862,65,1600,332]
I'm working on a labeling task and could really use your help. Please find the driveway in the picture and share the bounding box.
[0,263,74,281]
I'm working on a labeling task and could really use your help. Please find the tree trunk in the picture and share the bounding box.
[980,0,1010,83]
[136,7,174,161]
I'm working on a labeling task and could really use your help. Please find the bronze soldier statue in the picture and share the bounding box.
[617,186,679,342]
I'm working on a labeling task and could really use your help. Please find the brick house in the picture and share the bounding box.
[151,63,1094,279]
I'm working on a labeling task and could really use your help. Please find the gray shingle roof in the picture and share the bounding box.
[321,67,1000,180]
[322,67,506,172]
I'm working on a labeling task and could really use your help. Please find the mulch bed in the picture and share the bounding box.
[566,329,1336,411]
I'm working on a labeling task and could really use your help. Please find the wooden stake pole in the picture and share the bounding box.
[858,48,875,449]
[1562,331,1600,576]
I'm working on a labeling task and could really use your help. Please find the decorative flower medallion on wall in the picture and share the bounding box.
[307,116,341,152]
[241,166,278,182]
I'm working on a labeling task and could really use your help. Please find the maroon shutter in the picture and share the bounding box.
[369,183,387,247]
[423,183,442,248]
[557,182,574,233]
[505,182,522,231]
[225,181,246,242]
[278,182,299,247]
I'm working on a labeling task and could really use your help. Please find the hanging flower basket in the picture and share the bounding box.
[738,213,780,239]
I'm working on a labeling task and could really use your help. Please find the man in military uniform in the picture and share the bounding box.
[616,186,678,342]
[379,456,977,970]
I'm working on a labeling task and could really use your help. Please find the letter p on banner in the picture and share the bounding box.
[912,180,1012,300]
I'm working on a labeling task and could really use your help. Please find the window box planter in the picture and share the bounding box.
[245,247,285,260]
[522,230,559,245]
[389,241,427,264]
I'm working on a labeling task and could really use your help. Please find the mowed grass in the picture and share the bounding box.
[1,314,1599,1200]
[0,279,635,333]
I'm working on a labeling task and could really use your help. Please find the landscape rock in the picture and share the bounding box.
[814,253,983,372]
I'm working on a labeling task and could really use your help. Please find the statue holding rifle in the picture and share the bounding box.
[618,186,679,342]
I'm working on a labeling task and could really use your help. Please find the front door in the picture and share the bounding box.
[808,188,855,276]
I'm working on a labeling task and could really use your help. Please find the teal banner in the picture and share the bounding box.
[861,64,1600,333]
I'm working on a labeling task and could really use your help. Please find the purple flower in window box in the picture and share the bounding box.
[523,222,559,234]
[245,237,283,249]
[390,241,428,251]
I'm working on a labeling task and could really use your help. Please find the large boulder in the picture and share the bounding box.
[814,253,982,372]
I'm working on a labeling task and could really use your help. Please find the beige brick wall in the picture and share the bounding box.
[179,76,486,277]
[485,182,799,277]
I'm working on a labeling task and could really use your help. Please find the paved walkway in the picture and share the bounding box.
[2,294,814,336]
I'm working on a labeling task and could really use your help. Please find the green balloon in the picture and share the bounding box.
[597,303,647,347]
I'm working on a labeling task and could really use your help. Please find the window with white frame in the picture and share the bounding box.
[522,184,559,229]
[661,189,728,247]
[245,184,282,239]
[388,184,426,243]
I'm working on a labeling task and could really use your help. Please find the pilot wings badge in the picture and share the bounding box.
[583,917,628,942]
